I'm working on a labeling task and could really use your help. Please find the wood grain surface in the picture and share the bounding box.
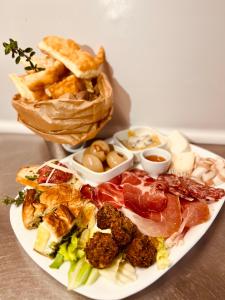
[0,134,224,300]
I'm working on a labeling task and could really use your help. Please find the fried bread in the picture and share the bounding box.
[39,36,105,78]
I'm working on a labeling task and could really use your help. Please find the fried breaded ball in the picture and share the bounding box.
[85,232,119,269]
[97,204,122,229]
[125,235,157,268]
[111,216,138,247]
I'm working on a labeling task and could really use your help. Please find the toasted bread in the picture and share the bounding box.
[40,184,83,217]
[22,60,66,91]
[43,204,75,238]
[16,164,82,191]
[39,36,105,78]
[22,189,47,229]
[45,74,83,98]
[34,204,75,255]
[9,74,48,101]
[16,165,50,191]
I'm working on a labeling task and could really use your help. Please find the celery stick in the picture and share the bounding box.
[85,268,99,285]
[71,235,78,247]
[67,242,77,262]
[68,261,77,287]
[58,242,70,261]
[77,249,85,259]
[68,258,92,290]
[78,229,90,249]
[49,252,64,269]
[73,260,92,288]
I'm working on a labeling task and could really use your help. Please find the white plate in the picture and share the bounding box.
[10,144,225,300]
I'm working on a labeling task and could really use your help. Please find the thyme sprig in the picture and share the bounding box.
[3,38,45,72]
[0,191,25,207]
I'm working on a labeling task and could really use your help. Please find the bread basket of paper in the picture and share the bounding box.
[11,36,113,145]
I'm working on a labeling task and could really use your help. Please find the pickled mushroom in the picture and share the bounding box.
[106,151,126,168]
[82,154,104,173]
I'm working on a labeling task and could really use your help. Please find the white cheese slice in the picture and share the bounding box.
[167,130,190,154]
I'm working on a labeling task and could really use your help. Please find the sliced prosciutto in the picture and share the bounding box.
[122,194,182,238]
[180,200,210,228]
[123,180,168,217]
[80,169,225,239]
[97,182,124,209]
[158,174,225,203]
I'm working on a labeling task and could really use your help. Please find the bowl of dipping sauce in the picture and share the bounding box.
[140,148,171,177]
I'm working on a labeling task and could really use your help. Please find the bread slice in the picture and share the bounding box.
[39,36,105,78]
[22,60,66,91]
[16,164,82,191]
[22,189,47,229]
[16,165,49,191]
[34,204,75,256]
[45,74,83,98]
[9,74,48,101]
[9,55,67,101]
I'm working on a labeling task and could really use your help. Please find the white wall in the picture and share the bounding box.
[1,0,225,142]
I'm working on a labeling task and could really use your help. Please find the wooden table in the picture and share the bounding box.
[0,133,224,300]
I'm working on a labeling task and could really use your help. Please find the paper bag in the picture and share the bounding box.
[12,73,113,145]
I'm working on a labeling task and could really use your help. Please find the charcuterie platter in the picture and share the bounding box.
[2,35,225,300]
[7,129,225,300]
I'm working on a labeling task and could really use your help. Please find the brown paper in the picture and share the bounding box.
[12,73,113,145]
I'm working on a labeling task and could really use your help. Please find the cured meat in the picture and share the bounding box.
[123,180,168,217]
[99,170,167,216]
[122,194,182,238]
[38,162,72,184]
[97,182,124,209]
[158,174,225,203]
[80,184,97,202]
[180,200,210,228]
[80,169,224,239]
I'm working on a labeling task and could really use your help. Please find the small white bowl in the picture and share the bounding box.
[113,126,167,162]
[140,148,171,177]
[69,145,134,184]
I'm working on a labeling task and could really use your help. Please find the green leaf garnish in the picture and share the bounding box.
[2,38,45,72]
[25,174,38,181]
[0,190,25,206]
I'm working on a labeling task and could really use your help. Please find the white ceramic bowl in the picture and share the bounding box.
[140,148,171,177]
[113,126,167,162]
[69,145,134,184]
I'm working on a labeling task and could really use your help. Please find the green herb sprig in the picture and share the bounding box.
[25,174,38,181]
[0,191,25,207]
[3,38,45,72]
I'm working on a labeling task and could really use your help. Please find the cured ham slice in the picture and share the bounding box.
[123,181,168,217]
[122,194,182,238]
[80,169,224,239]
[158,174,225,203]
[97,182,124,209]
[181,200,210,228]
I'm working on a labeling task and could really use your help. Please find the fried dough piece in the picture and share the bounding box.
[45,74,83,98]
[34,204,75,255]
[20,55,67,90]
[43,204,75,238]
[9,74,48,101]
[40,184,83,217]
[22,189,47,229]
[23,62,66,91]
[9,55,67,100]
[39,36,105,78]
